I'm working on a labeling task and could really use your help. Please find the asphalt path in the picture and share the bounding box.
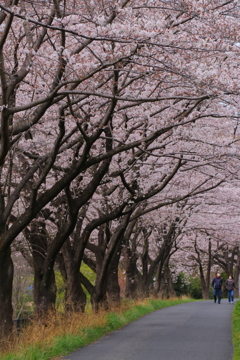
[62,300,234,360]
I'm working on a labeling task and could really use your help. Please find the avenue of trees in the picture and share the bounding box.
[0,0,240,341]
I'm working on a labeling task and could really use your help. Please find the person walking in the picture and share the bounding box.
[225,275,236,304]
[212,273,223,304]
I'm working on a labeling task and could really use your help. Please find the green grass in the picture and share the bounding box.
[233,300,240,359]
[1,298,193,360]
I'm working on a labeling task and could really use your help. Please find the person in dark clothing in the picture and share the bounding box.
[212,273,223,304]
[225,275,236,304]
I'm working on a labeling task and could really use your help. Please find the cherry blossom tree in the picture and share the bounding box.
[0,0,240,339]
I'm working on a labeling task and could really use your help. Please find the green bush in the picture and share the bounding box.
[174,273,205,299]
[173,272,189,297]
[188,276,202,299]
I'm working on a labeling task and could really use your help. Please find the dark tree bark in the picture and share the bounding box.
[164,261,176,298]
[65,268,86,313]
[194,238,212,299]
[24,221,57,316]
[107,255,121,307]
[234,247,240,299]
[153,224,177,297]
[124,247,138,299]
[34,267,56,317]
[57,200,127,312]
[92,213,131,311]
[34,124,114,314]
[0,246,13,339]
[141,228,150,297]
[157,276,166,299]
[60,240,86,312]
[123,211,145,299]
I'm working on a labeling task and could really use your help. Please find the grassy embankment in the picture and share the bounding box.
[1,297,193,360]
[233,300,240,359]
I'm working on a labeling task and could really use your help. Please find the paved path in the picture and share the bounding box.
[62,300,234,360]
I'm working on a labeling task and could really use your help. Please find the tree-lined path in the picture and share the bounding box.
[1,0,240,345]
[63,301,233,360]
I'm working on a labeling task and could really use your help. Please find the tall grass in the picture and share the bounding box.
[0,297,192,360]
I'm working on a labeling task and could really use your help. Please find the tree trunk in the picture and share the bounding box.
[107,267,120,307]
[58,241,87,313]
[91,229,106,311]
[195,239,210,299]
[200,273,209,299]
[201,241,212,299]
[201,287,209,300]
[34,268,56,317]
[93,249,122,311]
[92,279,108,312]
[155,259,165,295]
[91,245,107,312]
[158,276,167,299]
[25,221,57,316]
[92,214,131,311]
[141,230,150,297]
[234,247,240,299]
[125,249,138,299]
[164,265,176,298]
[0,246,14,340]
[107,251,121,307]
[206,239,212,297]
[65,271,86,313]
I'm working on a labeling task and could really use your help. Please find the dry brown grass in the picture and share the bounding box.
[1,297,190,357]
[1,299,141,356]
[9,311,106,353]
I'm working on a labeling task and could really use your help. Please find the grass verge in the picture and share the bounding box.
[1,298,193,360]
[233,300,240,360]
